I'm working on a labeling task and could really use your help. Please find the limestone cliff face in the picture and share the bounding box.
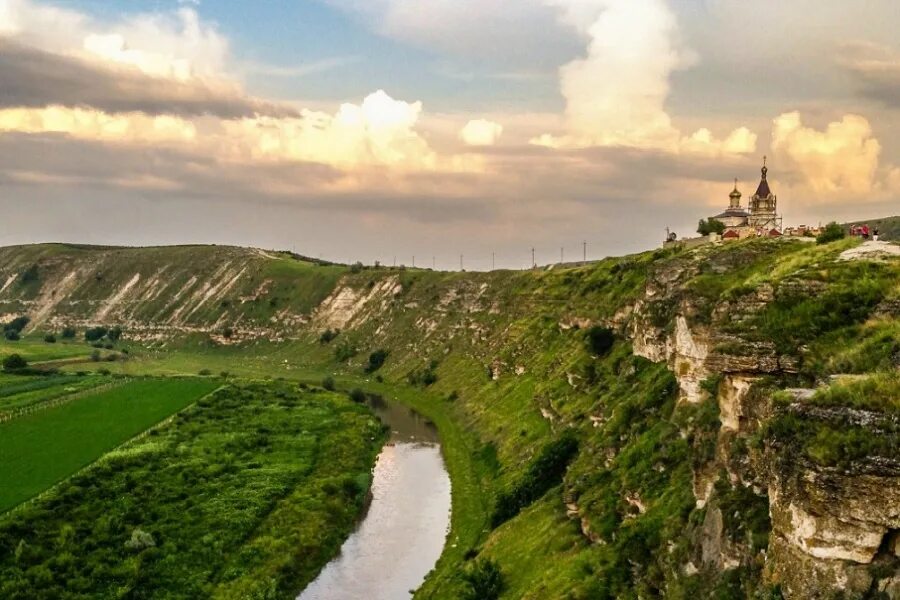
[620,248,900,598]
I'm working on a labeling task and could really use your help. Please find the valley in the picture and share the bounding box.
[0,233,898,598]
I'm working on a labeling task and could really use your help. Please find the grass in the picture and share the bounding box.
[0,337,94,364]
[0,377,219,513]
[0,374,105,414]
[0,382,386,599]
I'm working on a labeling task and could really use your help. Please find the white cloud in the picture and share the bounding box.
[534,0,755,155]
[459,119,503,146]
[771,112,881,195]
[0,91,439,172]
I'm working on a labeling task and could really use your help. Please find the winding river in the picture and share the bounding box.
[298,396,451,600]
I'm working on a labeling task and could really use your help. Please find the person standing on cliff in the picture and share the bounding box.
[873,227,879,241]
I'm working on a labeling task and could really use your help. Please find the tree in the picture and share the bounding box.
[44,334,56,343]
[697,218,726,236]
[461,559,505,600]
[2,354,28,371]
[3,316,30,334]
[817,222,846,245]
[4,330,20,341]
[322,376,336,391]
[61,326,77,339]
[365,349,389,373]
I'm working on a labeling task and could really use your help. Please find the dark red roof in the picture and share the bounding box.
[768,228,782,237]
[723,230,740,239]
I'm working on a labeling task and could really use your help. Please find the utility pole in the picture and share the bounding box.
[560,247,564,264]
[460,254,464,271]
[492,252,495,271]
[393,256,396,267]
[412,255,415,268]
[432,256,436,270]
[583,240,587,264]
[531,248,535,269]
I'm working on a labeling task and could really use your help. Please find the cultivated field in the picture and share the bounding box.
[0,377,219,512]
[0,382,385,599]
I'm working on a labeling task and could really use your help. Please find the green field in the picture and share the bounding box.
[0,375,106,414]
[0,338,94,364]
[0,377,218,512]
[0,382,385,599]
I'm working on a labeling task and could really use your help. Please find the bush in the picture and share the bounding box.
[697,218,726,236]
[322,376,336,391]
[408,360,439,387]
[491,432,579,527]
[198,369,212,376]
[90,350,101,362]
[4,330,20,341]
[107,327,123,343]
[334,341,358,362]
[97,368,111,376]
[461,559,505,600]
[365,349,389,373]
[61,326,76,339]
[2,354,28,371]
[348,388,367,404]
[3,316,30,334]
[44,334,56,343]
[84,327,109,342]
[586,326,615,356]
[19,264,39,285]
[222,327,234,339]
[319,329,339,344]
[350,261,364,274]
[817,221,846,245]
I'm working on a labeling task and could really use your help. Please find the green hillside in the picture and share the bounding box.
[1,233,899,599]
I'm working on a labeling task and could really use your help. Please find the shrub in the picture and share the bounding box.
[491,432,579,527]
[61,326,77,339]
[408,360,439,387]
[107,327,123,342]
[222,327,234,339]
[3,316,30,334]
[350,261,364,274]
[198,369,212,376]
[461,559,505,600]
[365,349,389,373]
[319,329,339,344]
[90,350,101,362]
[817,222,845,245]
[44,334,56,343]
[84,327,109,342]
[4,330,20,341]
[348,388,367,404]
[219,371,230,379]
[586,326,615,357]
[322,376,336,391]
[97,368,111,376]
[2,354,28,371]
[334,341,358,362]
[19,264,39,285]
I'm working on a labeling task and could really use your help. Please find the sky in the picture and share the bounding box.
[1,0,899,269]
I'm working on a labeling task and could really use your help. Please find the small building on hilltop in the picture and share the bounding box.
[710,157,783,239]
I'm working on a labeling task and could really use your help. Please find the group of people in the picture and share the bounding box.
[850,224,879,241]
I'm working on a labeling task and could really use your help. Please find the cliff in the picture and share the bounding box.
[0,237,898,598]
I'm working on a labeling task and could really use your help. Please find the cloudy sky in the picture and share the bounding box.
[1,0,899,268]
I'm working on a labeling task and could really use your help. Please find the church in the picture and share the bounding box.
[711,158,782,239]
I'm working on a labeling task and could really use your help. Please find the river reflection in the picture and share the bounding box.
[297,397,451,600]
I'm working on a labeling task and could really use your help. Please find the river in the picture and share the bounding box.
[297,396,451,600]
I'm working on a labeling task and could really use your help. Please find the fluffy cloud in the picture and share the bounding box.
[0,91,438,172]
[771,112,881,194]
[459,119,503,146]
[534,0,755,155]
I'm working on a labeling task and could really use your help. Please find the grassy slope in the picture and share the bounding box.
[0,377,218,512]
[1,236,898,598]
[0,382,386,599]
